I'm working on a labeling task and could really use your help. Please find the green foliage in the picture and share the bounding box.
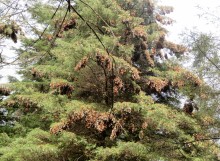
[0,129,59,161]
[0,133,11,147]
[0,129,93,161]
[0,0,219,160]
[93,142,151,161]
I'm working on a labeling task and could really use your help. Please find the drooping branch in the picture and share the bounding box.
[34,0,63,43]
[68,1,117,108]
[69,4,109,55]
[0,0,64,66]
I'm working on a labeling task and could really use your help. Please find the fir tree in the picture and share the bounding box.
[0,0,219,160]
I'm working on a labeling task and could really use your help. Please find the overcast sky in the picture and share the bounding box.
[0,0,220,84]
[160,0,220,42]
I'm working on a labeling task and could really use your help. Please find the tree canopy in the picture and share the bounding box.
[0,0,219,160]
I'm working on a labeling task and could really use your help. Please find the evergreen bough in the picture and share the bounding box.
[0,0,219,160]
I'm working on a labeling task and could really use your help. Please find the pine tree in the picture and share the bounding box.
[0,0,219,160]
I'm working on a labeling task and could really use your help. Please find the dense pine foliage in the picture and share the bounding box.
[0,0,219,160]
